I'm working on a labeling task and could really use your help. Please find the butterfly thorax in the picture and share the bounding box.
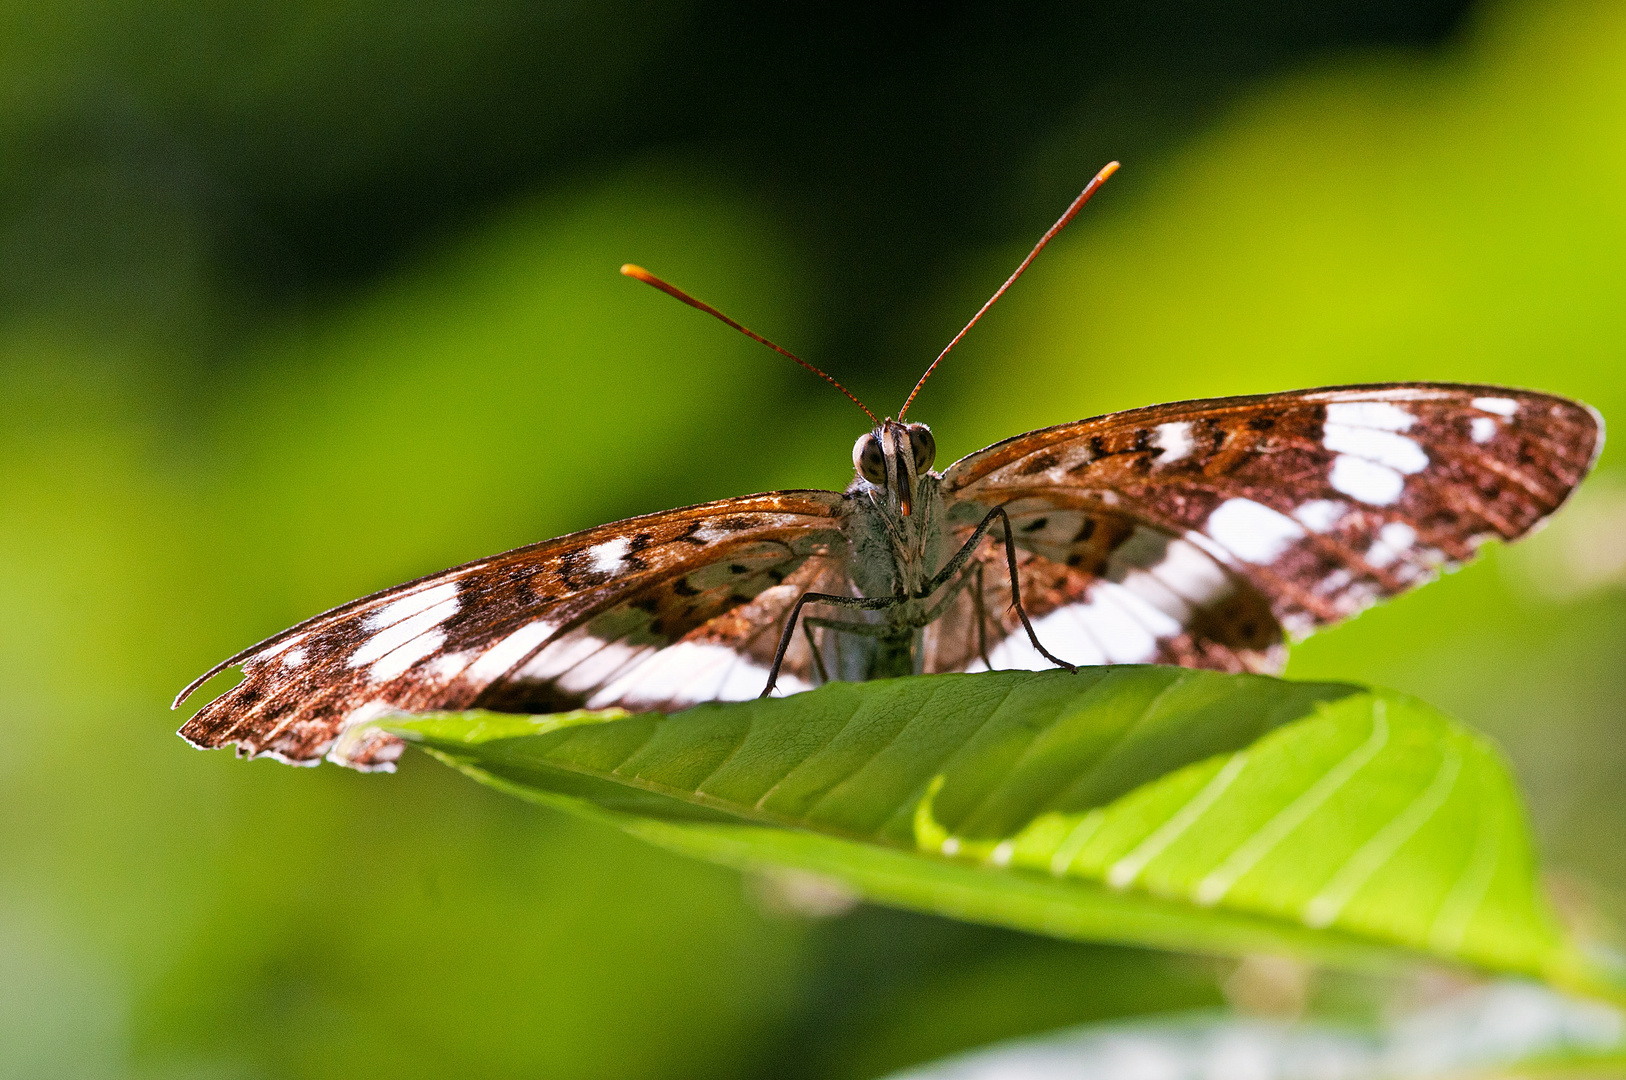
[844,470,946,602]
[838,418,949,679]
[837,476,946,679]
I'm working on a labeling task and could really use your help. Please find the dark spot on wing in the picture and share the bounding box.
[1021,517,1049,533]
[1074,518,1096,543]
[673,578,700,597]
[1019,451,1059,475]
[557,547,611,589]
[621,532,653,571]
[718,516,756,532]
[473,679,584,715]
[729,564,749,575]
[1248,416,1276,431]
[674,522,708,546]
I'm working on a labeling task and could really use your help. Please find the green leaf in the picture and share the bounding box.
[384,668,1622,999]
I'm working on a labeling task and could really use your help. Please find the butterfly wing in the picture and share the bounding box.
[176,491,850,770]
[929,383,1602,673]
[921,532,1284,675]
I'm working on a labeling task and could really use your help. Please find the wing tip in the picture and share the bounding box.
[172,662,231,710]
[173,634,282,710]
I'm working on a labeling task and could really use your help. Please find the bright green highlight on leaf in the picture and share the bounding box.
[384,668,1620,1001]
[909,691,1552,977]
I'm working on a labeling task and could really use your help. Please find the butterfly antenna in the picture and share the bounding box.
[897,161,1120,420]
[621,264,878,424]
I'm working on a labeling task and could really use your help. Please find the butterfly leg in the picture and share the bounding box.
[803,615,906,686]
[762,591,902,697]
[918,504,1011,594]
[920,559,978,622]
[990,507,1078,674]
[974,562,992,670]
[801,620,831,685]
[910,551,990,671]
[918,505,1076,674]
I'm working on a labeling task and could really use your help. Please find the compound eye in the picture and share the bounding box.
[853,433,888,486]
[907,424,936,472]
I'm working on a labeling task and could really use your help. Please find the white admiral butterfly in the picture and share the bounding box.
[175,164,1603,770]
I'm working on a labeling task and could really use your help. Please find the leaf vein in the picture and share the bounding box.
[752,696,867,810]
[1303,741,1463,929]
[803,684,941,824]
[1194,697,1391,907]
[1107,750,1251,890]
[1047,669,1191,813]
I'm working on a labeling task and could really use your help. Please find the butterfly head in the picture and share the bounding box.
[853,419,936,517]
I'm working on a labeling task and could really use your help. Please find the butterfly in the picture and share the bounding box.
[174,162,1604,771]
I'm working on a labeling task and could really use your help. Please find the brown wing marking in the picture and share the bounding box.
[941,383,1601,641]
[176,491,845,771]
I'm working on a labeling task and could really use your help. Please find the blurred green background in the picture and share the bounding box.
[2,0,1623,1076]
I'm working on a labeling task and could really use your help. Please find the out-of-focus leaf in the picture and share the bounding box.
[878,981,1626,1080]
[385,668,1621,999]
[0,173,821,1080]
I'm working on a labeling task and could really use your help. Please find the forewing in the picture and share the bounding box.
[176,491,848,771]
[938,383,1601,658]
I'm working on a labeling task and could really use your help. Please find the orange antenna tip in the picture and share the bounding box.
[620,262,879,424]
[897,160,1121,419]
